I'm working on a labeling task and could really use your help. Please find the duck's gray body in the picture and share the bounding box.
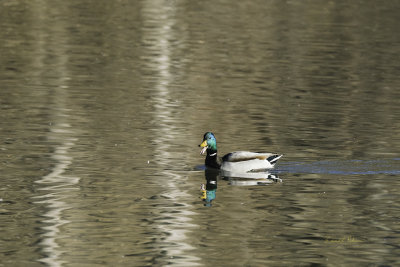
[221,151,282,172]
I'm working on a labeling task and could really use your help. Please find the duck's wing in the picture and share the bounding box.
[222,151,282,164]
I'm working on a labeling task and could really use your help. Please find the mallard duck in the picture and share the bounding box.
[199,132,282,172]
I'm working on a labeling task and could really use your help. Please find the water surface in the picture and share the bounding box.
[1,0,400,266]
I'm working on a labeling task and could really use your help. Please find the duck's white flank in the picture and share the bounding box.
[221,151,282,172]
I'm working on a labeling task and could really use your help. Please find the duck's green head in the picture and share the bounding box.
[199,132,217,155]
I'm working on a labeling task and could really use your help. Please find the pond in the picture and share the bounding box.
[1,0,400,266]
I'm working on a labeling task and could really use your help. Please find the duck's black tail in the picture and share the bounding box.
[267,154,283,165]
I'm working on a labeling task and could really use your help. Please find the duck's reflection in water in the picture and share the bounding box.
[200,169,282,206]
[200,169,218,207]
[222,170,282,186]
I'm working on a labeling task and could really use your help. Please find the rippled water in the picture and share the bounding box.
[1,0,400,266]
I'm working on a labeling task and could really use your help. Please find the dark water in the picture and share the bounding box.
[1,0,400,266]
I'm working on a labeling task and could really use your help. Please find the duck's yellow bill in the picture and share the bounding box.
[200,140,208,147]
[199,140,208,155]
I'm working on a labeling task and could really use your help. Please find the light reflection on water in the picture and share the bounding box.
[142,1,200,265]
[33,120,79,267]
[27,3,80,265]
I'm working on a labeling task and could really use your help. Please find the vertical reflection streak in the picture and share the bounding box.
[142,1,200,265]
[30,2,79,266]
[34,119,79,267]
